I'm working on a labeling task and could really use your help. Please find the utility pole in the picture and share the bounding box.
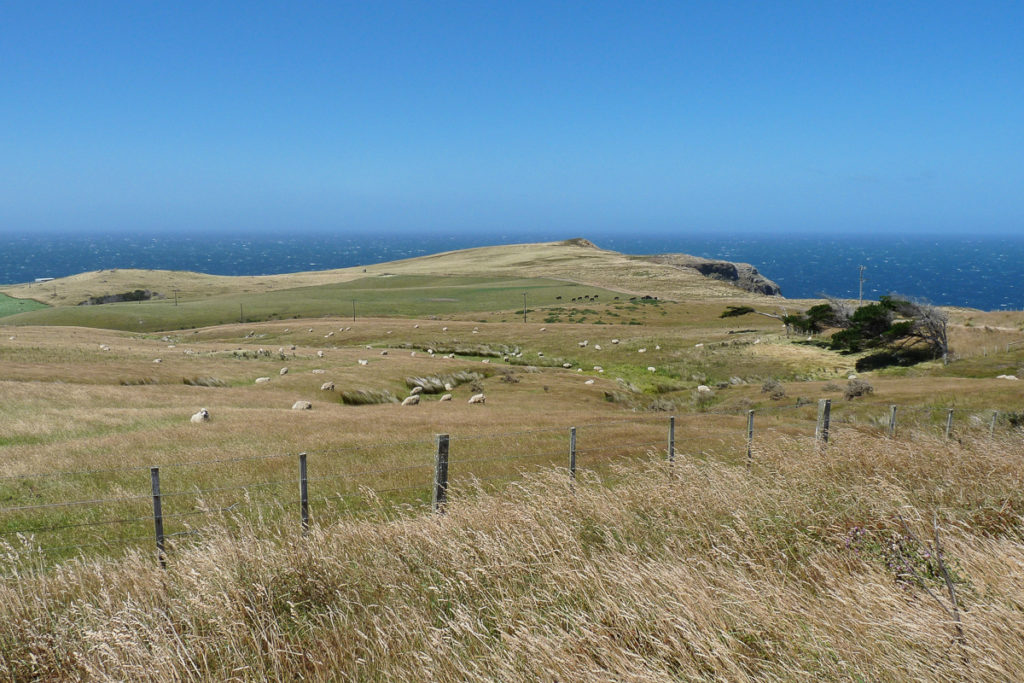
[239,304,244,324]
[523,292,527,323]
[173,289,179,306]
[858,265,867,305]
[352,300,356,322]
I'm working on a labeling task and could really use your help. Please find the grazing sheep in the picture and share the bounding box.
[647,366,656,372]
[562,362,572,368]
[280,367,289,375]
[255,377,271,384]
[292,401,312,410]
[312,369,326,374]
[440,393,453,401]
[413,324,419,328]
[611,339,619,344]
[481,359,490,364]
[411,351,417,356]
[99,344,110,351]
[637,348,646,353]
[537,351,544,357]
[401,395,420,406]
[410,386,423,395]
[584,379,595,385]
[317,350,325,358]
[442,326,448,332]
[427,348,435,355]
[357,359,368,366]
[153,358,162,363]
[539,327,546,332]
[380,350,388,356]
[468,393,486,404]
[190,408,210,423]
[655,345,661,350]
[695,343,704,348]
[697,385,712,393]
[594,344,602,351]
[997,374,1019,380]
[444,382,454,391]
[578,340,588,347]
[320,382,335,391]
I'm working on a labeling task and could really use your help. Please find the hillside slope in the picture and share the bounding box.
[0,239,777,307]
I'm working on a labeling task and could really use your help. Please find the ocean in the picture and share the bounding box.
[1,231,1021,311]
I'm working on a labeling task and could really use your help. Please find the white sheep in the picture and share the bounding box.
[442,326,448,332]
[997,374,1019,380]
[380,350,388,356]
[611,339,620,344]
[578,340,588,347]
[280,367,289,375]
[444,383,454,391]
[255,377,271,384]
[440,393,453,401]
[320,382,335,391]
[647,366,656,372]
[562,362,572,368]
[413,324,419,328]
[401,395,420,406]
[152,358,162,363]
[594,344,602,351]
[357,359,368,366]
[468,393,486,404]
[584,379,595,385]
[410,386,423,395]
[190,408,210,423]
[312,369,326,374]
[697,385,712,393]
[637,348,646,353]
[292,401,312,410]
[317,350,325,358]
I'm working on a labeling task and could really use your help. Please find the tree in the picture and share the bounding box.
[827,296,949,364]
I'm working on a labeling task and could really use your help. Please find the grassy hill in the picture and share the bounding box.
[2,238,1024,679]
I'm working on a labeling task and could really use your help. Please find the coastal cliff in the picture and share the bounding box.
[644,253,782,296]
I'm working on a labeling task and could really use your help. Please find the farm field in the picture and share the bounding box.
[1,240,1023,679]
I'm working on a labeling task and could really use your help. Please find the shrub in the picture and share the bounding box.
[824,382,842,392]
[844,378,874,400]
[340,389,399,406]
[183,376,227,387]
[761,378,785,400]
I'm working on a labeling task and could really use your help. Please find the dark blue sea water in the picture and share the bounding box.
[2,231,1021,311]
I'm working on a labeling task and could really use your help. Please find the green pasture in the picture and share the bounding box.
[0,293,48,318]
[1,275,622,332]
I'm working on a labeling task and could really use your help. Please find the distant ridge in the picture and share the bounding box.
[0,239,780,307]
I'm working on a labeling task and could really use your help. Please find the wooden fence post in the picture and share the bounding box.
[150,467,166,569]
[888,405,898,437]
[433,434,450,513]
[816,399,832,444]
[668,416,675,463]
[299,452,309,535]
[569,427,577,480]
[991,411,998,437]
[746,409,754,466]
[945,408,954,440]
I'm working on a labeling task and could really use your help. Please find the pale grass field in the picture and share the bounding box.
[1,431,1022,680]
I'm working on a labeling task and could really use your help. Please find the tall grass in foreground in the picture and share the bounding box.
[1,432,1023,681]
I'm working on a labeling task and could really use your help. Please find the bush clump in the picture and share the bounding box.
[761,378,786,400]
[340,389,399,406]
[844,378,874,400]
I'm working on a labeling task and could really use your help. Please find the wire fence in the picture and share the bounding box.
[0,401,1020,570]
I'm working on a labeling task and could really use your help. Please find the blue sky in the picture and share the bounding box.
[1,1,1021,237]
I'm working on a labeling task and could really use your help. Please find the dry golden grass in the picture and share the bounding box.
[1,430,1022,680]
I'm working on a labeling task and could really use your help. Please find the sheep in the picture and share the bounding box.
[410,351,417,357]
[255,377,271,384]
[694,343,704,348]
[401,395,420,406]
[637,348,646,353]
[152,358,162,363]
[440,393,453,401]
[562,362,572,368]
[312,369,326,374]
[481,359,490,364]
[280,367,289,375]
[997,374,1019,380]
[317,350,325,358]
[647,366,656,372]
[320,382,335,391]
[655,345,661,350]
[697,385,712,393]
[357,359,368,366]
[468,393,486,404]
[594,344,602,350]
[190,408,210,423]
[442,326,448,332]
[611,339,620,344]
[292,401,313,410]
[578,340,588,347]
[539,327,546,332]
[410,386,423,395]
[380,350,388,356]
[413,324,419,328]
[444,382,454,391]
[584,379,595,385]
[537,352,544,357]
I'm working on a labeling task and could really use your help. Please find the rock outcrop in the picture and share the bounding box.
[644,254,781,296]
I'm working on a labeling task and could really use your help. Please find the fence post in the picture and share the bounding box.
[668,416,675,463]
[991,411,998,437]
[815,399,832,444]
[569,426,577,480]
[746,410,754,466]
[433,434,450,513]
[150,467,166,569]
[945,408,954,440]
[888,405,898,437]
[299,452,309,535]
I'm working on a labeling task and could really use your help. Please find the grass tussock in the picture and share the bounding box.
[339,388,399,405]
[182,376,227,387]
[1,432,1023,680]
[405,371,483,394]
